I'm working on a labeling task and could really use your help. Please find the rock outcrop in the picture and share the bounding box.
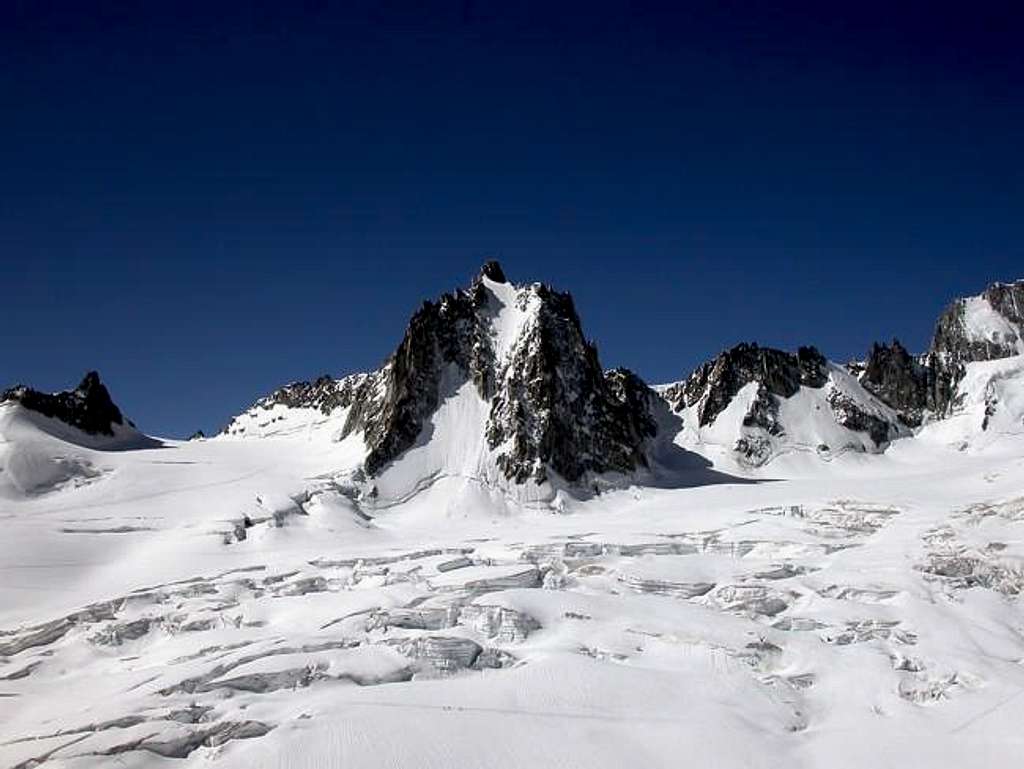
[1,371,127,436]
[482,290,656,484]
[932,280,1024,364]
[663,343,903,466]
[853,340,938,427]
[664,343,828,427]
[855,280,1024,422]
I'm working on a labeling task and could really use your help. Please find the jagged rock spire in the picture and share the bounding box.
[666,343,827,427]
[232,265,657,487]
[478,260,507,284]
[1,371,126,436]
[340,266,654,483]
[856,280,1024,422]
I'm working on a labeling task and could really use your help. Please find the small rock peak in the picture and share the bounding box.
[1,371,126,436]
[77,370,104,394]
[478,260,508,284]
[667,342,829,427]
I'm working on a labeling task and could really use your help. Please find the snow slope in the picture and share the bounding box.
[916,356,1024,451]
[3,369,1024,769]
[960,295,1024,356]
[4,271,1024,768]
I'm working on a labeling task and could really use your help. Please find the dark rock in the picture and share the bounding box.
[827,389,896,446]
[231,263,658,486]
[665,343,828,427]
[734,435,773,466]
[478,259,508,283]
[858,281,1023,421]
[931,281,1024,364]
[983,280,1024,329]
[484,291,656,483]
[1,371,126,436]
[341,282,497,476]
[856,340,934,427]
[258,373,373,417]
[338,264,657,484]
[741,385,785,436]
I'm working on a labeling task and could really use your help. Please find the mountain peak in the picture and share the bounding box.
[1,371,126,436]
[477,260,507,284]
[77,370,104,396]
[344,266,655,488]
[666,342,828,428]
[226,266,657,495]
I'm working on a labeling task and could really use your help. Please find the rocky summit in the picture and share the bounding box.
[851,280,1024,427]
[0,371,126,436]
[854,340,944,428]
[10,270,1024,485]
[662,343,902,466]
[219,267,1024,481]
[227,262,657,486]
[664,343,829,428]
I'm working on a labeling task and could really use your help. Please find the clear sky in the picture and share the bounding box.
[2,1,1021,437]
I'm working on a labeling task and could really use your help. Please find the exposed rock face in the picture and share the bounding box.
[827,389,898,446]
[344,278,497,477]
[478,259,507,283]
[932,281,1024,363]
[856,281,1024,421]
[483,287,656,483]
[851,347,960,426]
[663,343,903,465]
[231,263,658,486]
[227,271,1022,477]
[664,343,828,427]
[1,372,126,436]
[982,280,1024,331]
[255,373,375,416]
[855,340,937,427]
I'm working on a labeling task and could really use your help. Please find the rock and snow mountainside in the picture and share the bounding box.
[0,373,157,497]
[3,272,1024,769]
[658,279,1024,468]
[7,272,1024,495]
[224,262,658,504]
[223,269,1024,482]
[851,281,1024,430]
[660,344,907,467]
[932,279,1024,363]
[1,371,128,438]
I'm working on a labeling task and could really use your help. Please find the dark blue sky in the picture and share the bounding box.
[2,1,1021,437]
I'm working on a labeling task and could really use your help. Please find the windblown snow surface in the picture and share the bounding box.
[3,359,1024,769]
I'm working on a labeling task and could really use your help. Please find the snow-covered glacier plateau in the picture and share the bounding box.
[2,265,1024,769]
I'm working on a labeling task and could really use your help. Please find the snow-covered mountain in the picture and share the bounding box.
[221,267,1024,483]
[223,262,660,507]
[0,373,159,498]
[658,278,1024,469]
[4,269,1024,500]
[2,270,1024,769]
[2,371,131,439]
[660,343,908,467]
